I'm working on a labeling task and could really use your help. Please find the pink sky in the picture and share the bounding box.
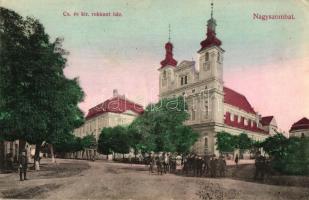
[65,52,309,133]
[224,58,309,133]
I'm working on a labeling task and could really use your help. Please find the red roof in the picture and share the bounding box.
[160,42,178,69]
[199,28,222,52]
[260,116,274,126]
[290,117,309,132]
[224,87,256,114]
[85,96,144,120]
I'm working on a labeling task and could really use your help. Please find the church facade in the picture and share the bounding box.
[158,4,277,156]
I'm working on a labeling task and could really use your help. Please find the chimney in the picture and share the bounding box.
[113,89,118,97]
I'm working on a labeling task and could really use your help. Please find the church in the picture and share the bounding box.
[158,3,278,156]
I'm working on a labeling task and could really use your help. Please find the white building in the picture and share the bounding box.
[74,89,143,140]
[289,117,309,138]
[158,4,277,156]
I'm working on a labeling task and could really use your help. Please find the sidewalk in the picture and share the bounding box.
[226,159,254,166]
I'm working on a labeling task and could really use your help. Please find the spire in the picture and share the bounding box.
[168,24,171,42]
[211,0,214,19]
[198,1,222,52]
[160,24,178,68]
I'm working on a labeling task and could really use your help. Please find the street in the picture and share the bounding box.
[0,159,309,199]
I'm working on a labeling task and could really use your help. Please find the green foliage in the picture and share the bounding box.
[260,133,288,158]
[0,8,84,156]
[53,134,81,153]
[169,126,199,154]
[216,131,237,153]
[98,126,130,155]
[260,134,309,175]
[97,127,114,155]
[237,133,253,150]
[80,134,97,149]
[129,97,198,153]
[97,97,198,155]
[216,132,254,154]
[111,126,130,154]
[54,134,96,153]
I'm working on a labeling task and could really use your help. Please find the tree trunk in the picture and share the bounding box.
[49,144,55,163]
[106,154,108,160]
[34,143,41,171]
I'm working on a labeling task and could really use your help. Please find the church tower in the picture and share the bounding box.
[158,25,177,95]
[198,2,224,125]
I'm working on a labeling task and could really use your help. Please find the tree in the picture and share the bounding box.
[81,134,97,150]
[169,126,199,154]
[127,125,143,157]
[97,128,114,159]
[236,133,253,157]
[53,133,81,155]
[260,133,288,159]
[260,134,309,175]
[129,97,198,154]
[0,8,84,170]
[111,126,130,158]
[215,131,236,154]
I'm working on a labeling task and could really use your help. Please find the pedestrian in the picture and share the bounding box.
[149,154,154,174]
[254,151,264,181]
[210,156,217,178]
[203,155,210,177]
[218,155,226,177]
[234,154,239,167]
[18,150,28,181]
[156,156,163,175]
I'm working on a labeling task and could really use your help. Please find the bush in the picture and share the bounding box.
[261,135,309,175]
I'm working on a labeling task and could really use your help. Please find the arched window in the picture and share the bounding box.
[205,52,209,61]
[163,70,167,79]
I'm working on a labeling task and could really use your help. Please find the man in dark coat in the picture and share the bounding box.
[218,155,226,177]
[19,150,28,181]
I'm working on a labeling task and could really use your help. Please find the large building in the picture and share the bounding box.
[289,117,309,138]
[74,89,144,140]
[158,4,277,156]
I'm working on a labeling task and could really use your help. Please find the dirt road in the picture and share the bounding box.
[1,159,309,199]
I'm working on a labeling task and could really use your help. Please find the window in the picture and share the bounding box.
[163,70,167,79]
[180,75,188,86]
[192,89,195,93]
[205,52,209,61]
[217,52,220,62]
[191,109,195,120]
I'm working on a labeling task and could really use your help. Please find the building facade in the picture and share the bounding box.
[74,90,144,140]
[158,4,277,156]
[289,117,309,138]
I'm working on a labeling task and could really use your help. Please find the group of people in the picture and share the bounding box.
[254,151,271,181]
[147,153,227,178]
[182,154,227,177]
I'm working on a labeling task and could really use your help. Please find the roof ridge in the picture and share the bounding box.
[224,86,246,98]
